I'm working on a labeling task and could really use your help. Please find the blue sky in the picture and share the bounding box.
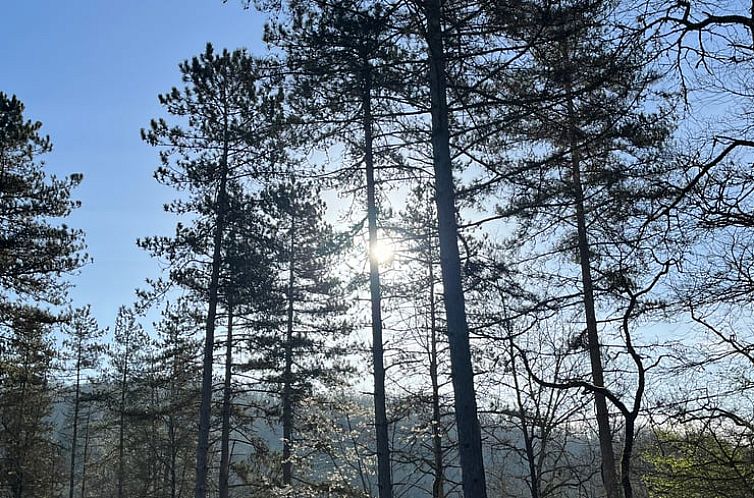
[1,1,267,328]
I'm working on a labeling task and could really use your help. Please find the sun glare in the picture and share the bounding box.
[370,239,395,265]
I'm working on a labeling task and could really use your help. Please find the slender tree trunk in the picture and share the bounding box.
[169,414,177,498]
[168,337,179,498]
[69,344,82,498]
[282,209,296,486]
[619,301,647,498]
[149,383,159,497]
[427,238,445,498]
[194,111,231,498]
[80,407,91,498]
[219,304,234,498]
[12,351,30,498]
[117,348,129,498]
[508,339,540,498]
[565,88,620,498]
[422,2,488,496]
[362,62,393,498]
[162,451,170,498]
[621,416,636,498]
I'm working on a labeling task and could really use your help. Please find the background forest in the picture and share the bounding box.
[2,0,754,497]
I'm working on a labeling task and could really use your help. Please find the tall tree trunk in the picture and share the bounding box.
[219,304,234,498]
[12,350,30,498]
[422,2,488,496]
[282,209,296,486]
[168,414,177,498]
[619,292,646,498]
[168,338,179,498]
[69,343,82,498]
[362,62,393,498]
[80,407,91,498]
[621,417,636,498]
[194,111,231,498]
[508,338,540,498]
[427,237,445,498]
[117,345,129,498]
[149,384,159,497]
[566,89,620,498]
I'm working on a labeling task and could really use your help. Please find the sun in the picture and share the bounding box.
[370,239,395,265]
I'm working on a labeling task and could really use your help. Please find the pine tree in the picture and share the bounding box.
[62,306,106,498]
[0,91,85,498]
[254,178,353,491]
[386,185,453,497]
[0,92,86,317]
[263,4,411,494]
[107,306,151,498]
[492,1,677,496]
[418,2,490,494]
[152,300,202,498]
[141,44,285,498]
[217,189,277,498]
[0,309,62,498]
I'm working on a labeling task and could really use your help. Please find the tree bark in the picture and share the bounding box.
[566,90,621,498]
[363,62,393,498]
[68,341,82,498]
[219,304,234,498]
[12,349,30,498]
[80,407,91,498]
[508,339,540,498]
[168,413,177,498]
[621,417,635,498]
[194,110,231,498]
[422,1,488,496]
[117,333,131,498]
[428,238,445,498]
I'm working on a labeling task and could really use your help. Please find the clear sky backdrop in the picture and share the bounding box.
[1,1,268,328]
